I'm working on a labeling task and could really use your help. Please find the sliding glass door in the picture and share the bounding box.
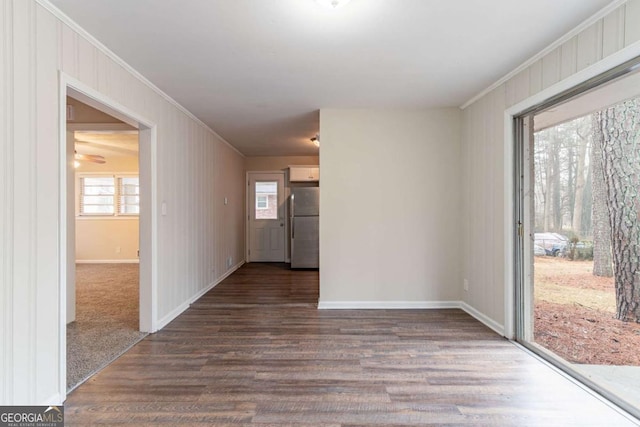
[515,58,640,418]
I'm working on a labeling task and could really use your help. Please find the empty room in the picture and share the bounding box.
[2,0,640,425]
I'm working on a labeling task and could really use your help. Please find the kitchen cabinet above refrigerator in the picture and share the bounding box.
[289,165,319,182]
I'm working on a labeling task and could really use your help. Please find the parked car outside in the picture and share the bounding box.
[534,244,546,256]
[534,232,569,257]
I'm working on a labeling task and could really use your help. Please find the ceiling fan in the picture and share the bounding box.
[74,139,106,165]
[75,152,106,164]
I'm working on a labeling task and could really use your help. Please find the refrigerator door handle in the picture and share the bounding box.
[291,217,295,239]
[290,194,295,218]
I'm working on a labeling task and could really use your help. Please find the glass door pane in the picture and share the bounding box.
[255,181,278,220]
[518,64,640,416]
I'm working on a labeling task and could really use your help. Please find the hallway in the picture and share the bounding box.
[65,263,636,425]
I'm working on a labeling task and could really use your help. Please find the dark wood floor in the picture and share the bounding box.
[65,263,637,426]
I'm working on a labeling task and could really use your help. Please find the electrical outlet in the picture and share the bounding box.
[115,246,121,254]
[227,257,233,268]
[463,279,469,291]
[224,197,228,205]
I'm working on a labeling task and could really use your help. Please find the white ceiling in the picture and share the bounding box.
[51,0,613,156]
[75,132,139,159]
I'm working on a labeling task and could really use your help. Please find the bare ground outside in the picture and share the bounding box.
[534,256,640,366]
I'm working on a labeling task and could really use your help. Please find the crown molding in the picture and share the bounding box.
[460,0,628,109]
[35,0,245,158]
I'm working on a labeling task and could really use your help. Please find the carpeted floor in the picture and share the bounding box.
[67,263,147,391]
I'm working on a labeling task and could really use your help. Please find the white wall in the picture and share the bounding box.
[461,0,640,333]
[75,219,139,261]
[1,0,245,405]
[75,156,140,262]
[319,109,462,306]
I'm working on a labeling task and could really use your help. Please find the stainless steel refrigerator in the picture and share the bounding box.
[290,187,319,269]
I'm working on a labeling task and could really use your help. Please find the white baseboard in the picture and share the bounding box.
[156,300,190,331]
[317,300,460,310]
[41,393,64,405]
[317,300,505,337]
[460,302,505,336]
[156,260,246,331]
[76,259,139,264]
[188,260,245,304]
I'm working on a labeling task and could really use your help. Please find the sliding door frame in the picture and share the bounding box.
[508,52,640,419]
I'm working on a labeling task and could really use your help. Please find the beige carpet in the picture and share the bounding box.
[67,263,147,391]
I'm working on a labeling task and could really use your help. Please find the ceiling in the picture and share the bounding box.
[75,132,139,159]
[51,0,613,156]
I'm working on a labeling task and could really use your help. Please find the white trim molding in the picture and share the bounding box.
[67,123,136,132]
[318,300,506,337]
[75,259,139,264]
[59,71,160,397]
[460,0,629,109]
[36,0,244,158]
[155,302,190,332]
[460,302,505,337]
[156,260,245,331]
[317,300,461,310]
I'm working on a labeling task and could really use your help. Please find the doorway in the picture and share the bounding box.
[514,57,640,417]
[59,76,157,398]
[247,172,286,262]
[66,104,146,390]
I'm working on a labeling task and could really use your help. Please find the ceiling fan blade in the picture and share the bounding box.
[75,153,106,164]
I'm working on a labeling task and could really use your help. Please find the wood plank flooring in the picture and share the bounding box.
[65,263,638,426]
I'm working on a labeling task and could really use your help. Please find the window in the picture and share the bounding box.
[255,181,278,220]
[118,176,140,215]
[256,195,268,209]
[79,176,115,215]
[79,174,139,216]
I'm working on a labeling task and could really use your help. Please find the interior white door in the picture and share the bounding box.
[248,172,285,262]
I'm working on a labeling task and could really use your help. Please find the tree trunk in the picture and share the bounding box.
[595,99,640,322]
[581,144,593,238]
[552,130,562,230]
[572,133,588,236]
[568,141,575,226]
[543,134,553,231]
[591,114,613,277]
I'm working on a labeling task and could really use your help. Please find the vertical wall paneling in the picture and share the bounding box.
[541,48,561,90]
[625,0,640,46]
[603,5,626,57]
[35,3,60,403]
[2,0,246,403]
[95,49,108,95]
[461,2,640,331]
[491,86,507,322]
[59,23,77,78]
[559,36,578,80]
[528,60,543,96]
[77,35,96,88]
[504,67,529,108]
[12,0,37,402]
[576,20,604,71]
[1,0,13,405]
